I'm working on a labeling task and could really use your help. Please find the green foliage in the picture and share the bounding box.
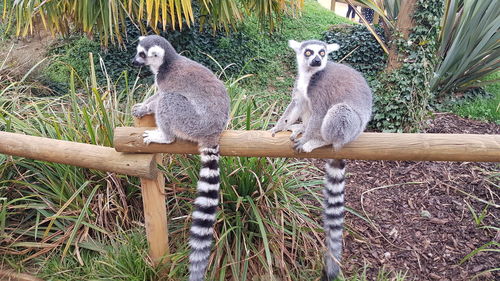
[33,231,158,281]
[4,0,303,47]
[323,24,386,76]
[432,0,500,94]
[41,0,348,96]
[370,0,443,132]
[452,91,500,124]
[443,72,500,124]
[45,37,101,92]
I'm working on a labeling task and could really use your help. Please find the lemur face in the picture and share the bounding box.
[289,40,340,73]
[132,36,166,74]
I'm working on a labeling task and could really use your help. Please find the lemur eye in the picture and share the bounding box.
[305,50,313,57]
[319,50,326,57]
[139,52,146,59]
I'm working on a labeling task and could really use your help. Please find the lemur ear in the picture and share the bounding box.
[139,36,146,41]
[327,43,340,53]
[288,40,301,52]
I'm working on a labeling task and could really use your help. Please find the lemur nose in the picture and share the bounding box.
[311,56,321,67]
[131,58,142,67]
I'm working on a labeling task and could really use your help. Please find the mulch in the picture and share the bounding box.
[313,113,499,280]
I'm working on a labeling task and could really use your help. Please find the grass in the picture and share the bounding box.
[239,0,351,99]
[451,72,500,124]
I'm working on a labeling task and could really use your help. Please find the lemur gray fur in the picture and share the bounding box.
[270,39,372,280]
[131,35,230,281]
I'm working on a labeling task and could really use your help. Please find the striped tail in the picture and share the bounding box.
[189,145,220,281]
[322,159,346,281]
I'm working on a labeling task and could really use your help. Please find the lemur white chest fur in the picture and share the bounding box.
[293,72,313,123]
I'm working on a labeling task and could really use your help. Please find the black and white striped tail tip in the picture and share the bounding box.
[189,145,221,281]
[322,159,345,281]
[321,268,340,281]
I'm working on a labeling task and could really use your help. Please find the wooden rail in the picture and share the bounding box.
[114,127,500,163]
[0,131,157,178]
[2,114,499,271]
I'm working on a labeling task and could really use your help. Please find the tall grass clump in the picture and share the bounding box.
[0,54,149,266]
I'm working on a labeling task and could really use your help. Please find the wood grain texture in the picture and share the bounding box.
[0,131,157,178]
[114,127,500,162]
[134,116,170,265]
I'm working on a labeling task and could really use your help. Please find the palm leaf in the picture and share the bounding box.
[432,0,500,93]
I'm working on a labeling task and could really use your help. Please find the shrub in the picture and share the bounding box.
[323,24,386,76]
[44,37,101,92]
[370,0,443,132]
[43,20,259,95]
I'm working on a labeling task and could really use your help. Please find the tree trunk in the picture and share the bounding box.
[386,0,419,72]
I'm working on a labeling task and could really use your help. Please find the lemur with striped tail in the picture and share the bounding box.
[131,35,230,281]
[270,39,373,280]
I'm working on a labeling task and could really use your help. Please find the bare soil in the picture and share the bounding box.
[318,113,499,280]
[0,31,55,78]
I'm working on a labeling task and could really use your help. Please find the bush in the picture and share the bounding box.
[44,37,101,92]
[323,24,386,76]
[43,20,259,94]
[370,0,443,132]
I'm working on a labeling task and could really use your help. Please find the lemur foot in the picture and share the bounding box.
[293,139,328,153]
[288,124,304,141]
[143,129,174,145]
[293,138,306,153]
[132,103,151,118]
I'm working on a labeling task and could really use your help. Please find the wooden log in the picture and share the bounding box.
[134,117,170,265]
[0,131,157,179]
[114,127,500,162]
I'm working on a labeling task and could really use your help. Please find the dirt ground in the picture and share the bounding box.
[316,113,499,280]
[0,31,55,78]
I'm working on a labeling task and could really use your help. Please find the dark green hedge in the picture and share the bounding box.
[43,18,259,94]
[323,24,386,76]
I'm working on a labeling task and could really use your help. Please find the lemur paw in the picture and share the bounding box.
[132,103,149,118]
[293,139,306,153]
[269,126,283,137]
[288,124,304,141]
[143,129,174,145]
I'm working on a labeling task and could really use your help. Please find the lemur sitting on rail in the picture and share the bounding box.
[270,39,373,280]
[131,35,230,281]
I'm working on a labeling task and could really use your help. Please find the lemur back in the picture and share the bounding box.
[132,35,229,281]
[308,62,372,150]
[270,39,372,280]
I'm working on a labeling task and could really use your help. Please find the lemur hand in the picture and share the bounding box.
[269,123,285,137]
[132,103,150,118]
[288,124,304,141]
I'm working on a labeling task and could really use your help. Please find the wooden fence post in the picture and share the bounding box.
[330,0,336,12]
[134,115,169,265]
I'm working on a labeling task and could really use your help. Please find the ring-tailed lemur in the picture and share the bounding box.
[270,39,372,280]
[131,35,230,281]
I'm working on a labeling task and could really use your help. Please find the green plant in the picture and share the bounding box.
[447,72,500,123]
[452,91,500,124]
[4,0,304,47]
[44,37,101,93]
[40,0,348,96]
[323,24,386,76]
[369,0,443,132]
[431,0,500,94]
